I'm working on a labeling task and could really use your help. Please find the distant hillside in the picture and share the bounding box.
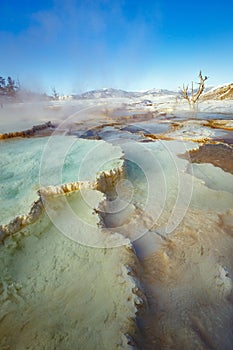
[142,88,177,96]
[73,88,177,99]
[74,88,140,99]
[203,83,233,100]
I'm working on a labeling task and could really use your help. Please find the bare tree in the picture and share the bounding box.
[179,71,208,109]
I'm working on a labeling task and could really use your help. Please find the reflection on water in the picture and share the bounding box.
[121,122,170,135]
[185,143,233,175]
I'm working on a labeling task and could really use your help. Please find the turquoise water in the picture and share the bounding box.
[0,136,123,224]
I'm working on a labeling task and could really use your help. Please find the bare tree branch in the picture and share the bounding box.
[179,84,191,107]
[179,71,208,109]
[191,70,208,104]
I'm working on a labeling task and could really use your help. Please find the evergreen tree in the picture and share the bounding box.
[0,76,6,95]
[6,76,17,96]
[52,87,59,100]
[0,75,18,96]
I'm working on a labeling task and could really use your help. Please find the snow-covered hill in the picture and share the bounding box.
[74,88,140,99]
[203,83,233,100]
[141,88,177,96]
[73,87,177,100]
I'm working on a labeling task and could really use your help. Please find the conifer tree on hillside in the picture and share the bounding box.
[0,75,19,96]
[52,87,59,100]
[0,76,6,94]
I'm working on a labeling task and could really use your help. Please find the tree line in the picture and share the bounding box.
[0,76,19,97]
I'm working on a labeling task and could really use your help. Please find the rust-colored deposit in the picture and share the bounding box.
[0,121,54,139]
[203,119,233,131]
[142,133,175,141]
[183,143,233,174]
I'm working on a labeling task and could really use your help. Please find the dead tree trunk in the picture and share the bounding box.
[179,71,208,109]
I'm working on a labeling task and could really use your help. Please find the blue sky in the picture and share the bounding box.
[1,0,233,94]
